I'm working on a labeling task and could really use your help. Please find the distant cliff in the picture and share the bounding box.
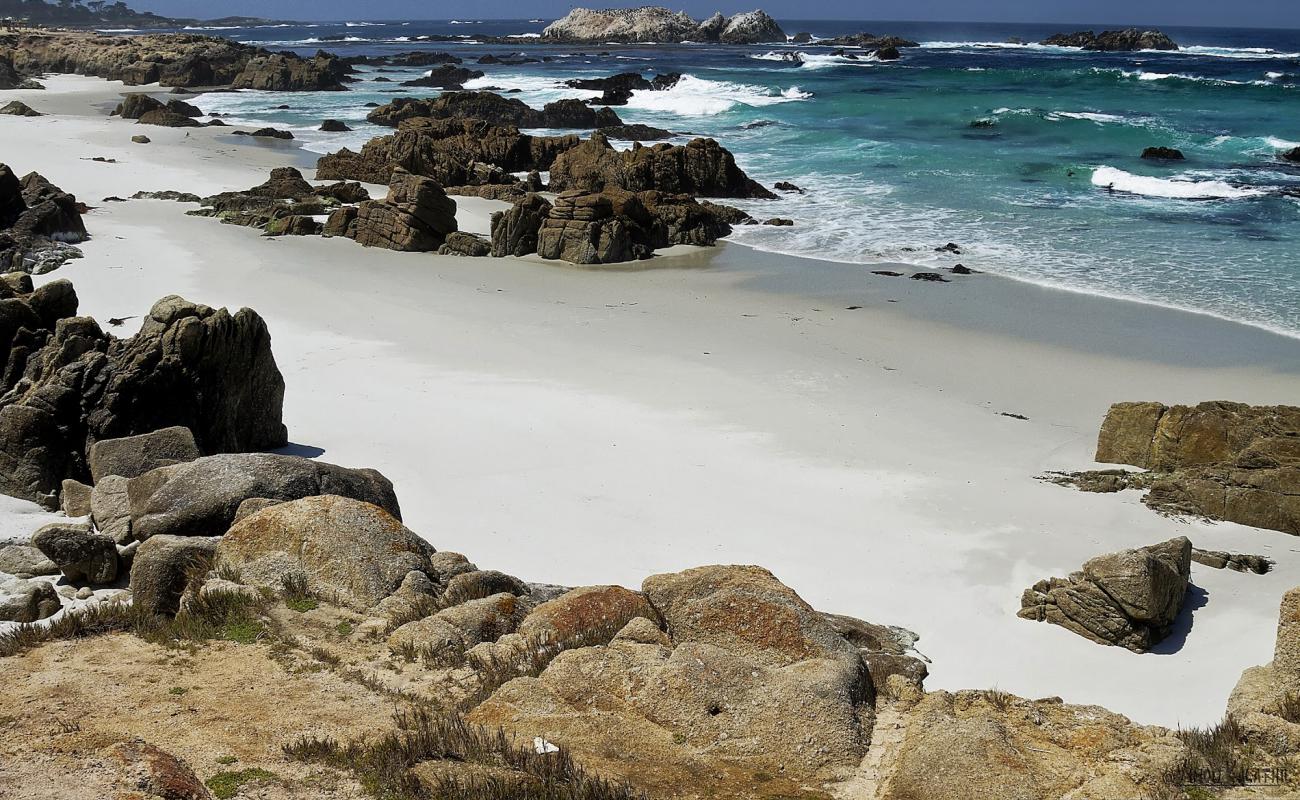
[542,7,786,44]
[0,0,278,30]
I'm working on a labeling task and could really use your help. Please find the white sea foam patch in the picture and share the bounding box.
[919,40,1070,51]
[623,75,810,116]
[1179,45,1300,60]
[750,51,879,69]
[1266,136,1300,150]
[1048,111,1128,123]
[460,74,600,104]
[1090,166,1267,199]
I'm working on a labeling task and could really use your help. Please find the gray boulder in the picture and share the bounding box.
[31,520,118,584]
[60,478,92,517]
[0,576,61,622]
[0,543,58,578]
[1018,537,1192,652]
[443,569,529,604]
[91,475,133,544]
[129,534,219,617]
[216,495,431,608]
[129,453,401,541]
[88,425,200,483]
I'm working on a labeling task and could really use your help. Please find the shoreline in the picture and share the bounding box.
[2,74,1299,729]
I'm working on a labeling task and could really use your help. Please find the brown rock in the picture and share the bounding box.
[101,739,212,799]
[548,133,776,199]
[350,168,457,252]
[517,584,658,643]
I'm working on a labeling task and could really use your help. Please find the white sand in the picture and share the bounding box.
[4,75,1300,727]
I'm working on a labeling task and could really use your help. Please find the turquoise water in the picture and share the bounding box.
[165,19,1300,337]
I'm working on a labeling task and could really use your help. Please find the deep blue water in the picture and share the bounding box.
[118,19,1300,337]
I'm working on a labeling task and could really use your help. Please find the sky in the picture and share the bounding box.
[124,1,1300,29]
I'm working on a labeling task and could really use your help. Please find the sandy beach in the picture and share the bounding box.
[3,74,1299,728]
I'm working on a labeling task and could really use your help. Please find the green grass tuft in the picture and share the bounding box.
[205,767,277,799]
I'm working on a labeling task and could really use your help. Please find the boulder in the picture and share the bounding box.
[111,93,164,119]
[129,534,219,617]
[230,51,348,91]
[1018,537,1191,652]
[0,101,42,117]
[349,168,457,251]
[0,575,61,622]
[436,231,491,257]
[31,520,118,584]
[232,127,294,140]
[548,133,776,199]
[91,475,133,544]
[0,166,87,275]
[131,135,150,144]
[489,193,552,257]
[319,118,352,132]
[400,64,484,89]
[0,543,58,578]
[216,495,432,609]
[100,740,212,800]
[442,569,529,604]
[431,591,529,644]
[60,478,92,517]
[1141,146,1185,160]
[88,426,201,483]
[136,109,201,128]
[469,564,875,795]
[1096,401,1300,471]
[130,454,401,540]
[516,584,657,643]
[1282,147,1300,164]
[597,123,674,141]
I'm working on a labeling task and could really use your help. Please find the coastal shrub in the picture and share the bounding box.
[281,572,320,613]
[1164,715,1255,790]
[205,767,278,799]
[1276,692,1300,724]
[285,705,645,800]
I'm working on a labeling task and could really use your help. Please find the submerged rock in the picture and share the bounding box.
[1141,146,1185,160]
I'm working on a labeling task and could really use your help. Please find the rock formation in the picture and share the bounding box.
[4,31,350,90]
[349,168,458,252]
[1018,537,1192,652]
[1141,146,1185,160]
[1227,586,1300,756]
[1091,401,1300,535]
[543,7,788,44]
[548,133,777,199]
[1042,29,1179,51]
[565,71,681,105]
[0,100,41,117]
[0,284,287,506]
[0,164,88,274]
[365,91,623,130]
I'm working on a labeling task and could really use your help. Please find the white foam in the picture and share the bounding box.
[919,40,1067,51]
[1179,45,1300,60]
[751,51,880,70]
[1049,111,1128,123]
[346,21,382,27]
[1090,166,1267,199]
[622,74,811,116]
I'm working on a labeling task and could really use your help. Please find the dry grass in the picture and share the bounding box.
[284,705,645,800]
[1275,692,1300,724]
[1163,715,1256,791]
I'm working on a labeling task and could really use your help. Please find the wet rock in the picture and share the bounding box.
[910,272,949,282]
[762,217,793,226]
[1042,29,1179,51]
[232,127,294,139]
[774,181,804,193]
[319,118,352,132]
[230,51,348,91]
[1141,146,1185,160]
[400,64,484,89]
[597,123,674,141]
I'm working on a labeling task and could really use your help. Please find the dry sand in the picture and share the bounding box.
[2,75,1299,727]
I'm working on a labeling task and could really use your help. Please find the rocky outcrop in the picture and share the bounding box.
[1018,537,1192,652]
[536,190,650,264]
[88,426,201,483]
[1282,147,1300,164]
[542,7,786,44]
[548,133,777,199]
[1042,29,1179,51]
[129,453,401,541]
[217,495,433,609]
[31,520,118,585]
[469,565,875,795]
[819,33,920,50]
[400,64,484,89]
[489,193,552,257]
[1141,146,1185,160]
[316,118,578,185]
[0,165,88,274]
[436,231,491,257]
[1090,401,1300,535]
[0,285,287,506]
[366,91,623,130]
[349,168,457,252]
[566,72,681,105]
[5,31,351,90]
[718,10,785,44]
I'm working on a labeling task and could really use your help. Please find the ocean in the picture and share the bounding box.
[143,18,1300,338]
